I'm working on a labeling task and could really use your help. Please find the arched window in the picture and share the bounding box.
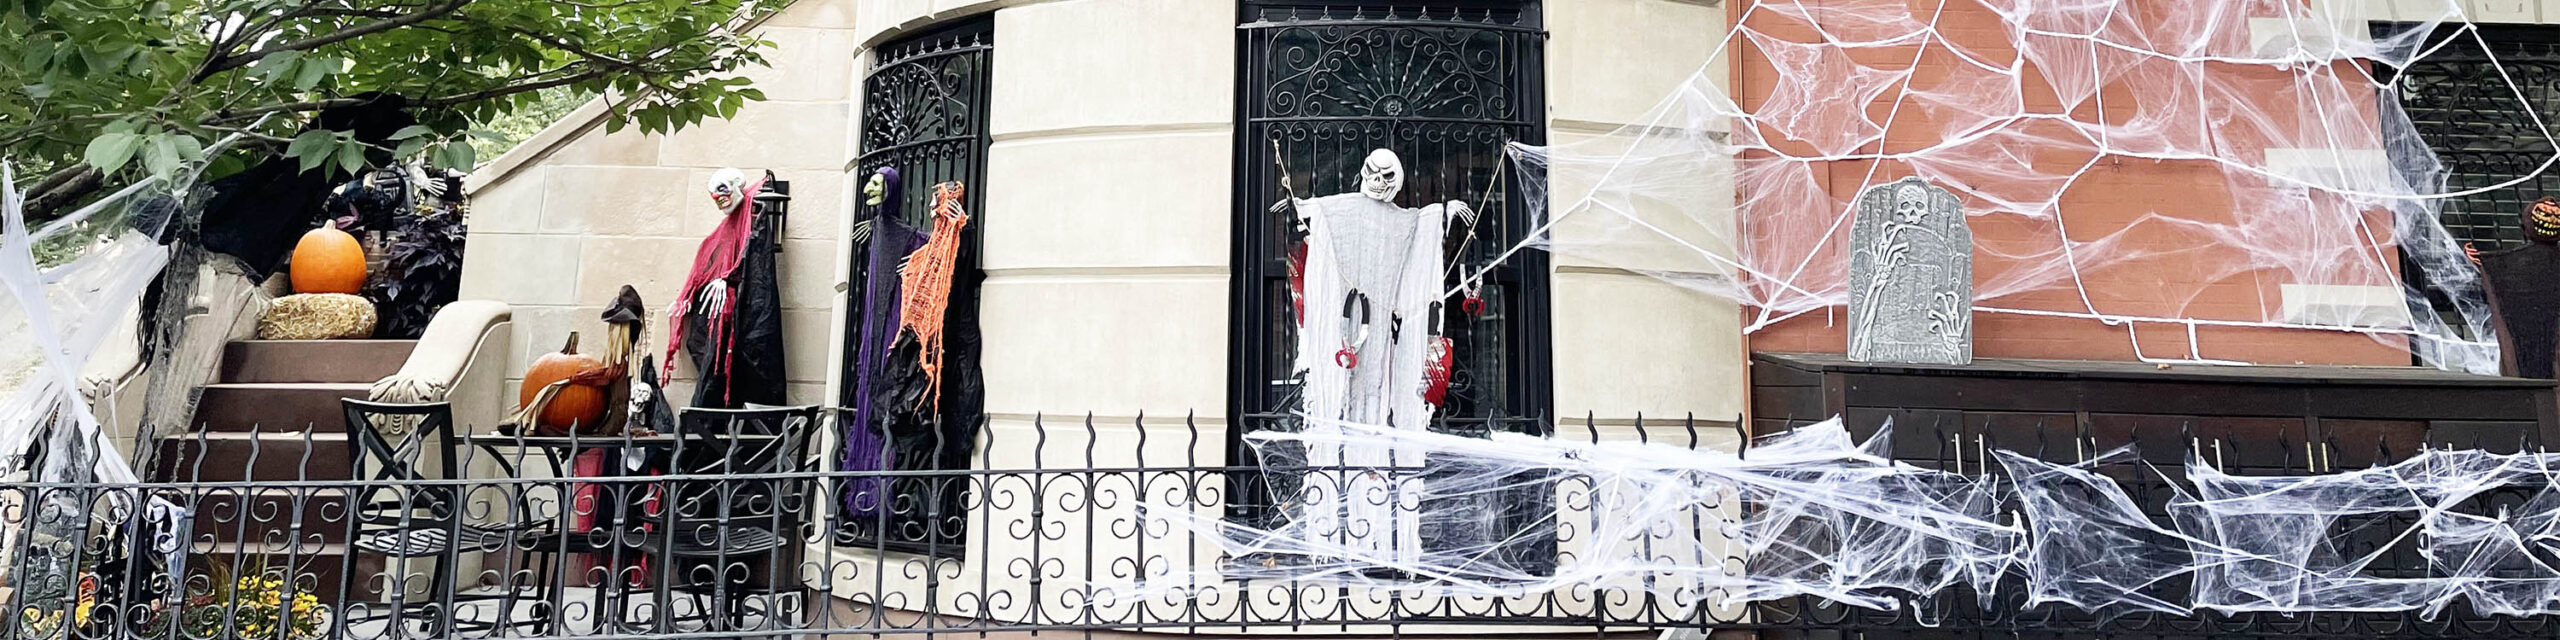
[1226,0,1553,537]
[837,15,992,556]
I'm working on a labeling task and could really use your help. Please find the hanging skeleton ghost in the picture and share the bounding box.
[664,168,788,408]
[1287,149,1475,567]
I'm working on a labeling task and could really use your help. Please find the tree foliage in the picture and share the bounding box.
[1,0,778,219]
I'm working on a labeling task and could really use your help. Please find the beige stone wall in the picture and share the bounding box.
[461,0,859,409]
[467,0,1750,622]
[1547,0,1747,426]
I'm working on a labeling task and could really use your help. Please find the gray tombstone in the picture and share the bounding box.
[1847,177,1973,365]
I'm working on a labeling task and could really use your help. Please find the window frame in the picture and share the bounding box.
[1225,0,1556,519]
[835,15,995,558]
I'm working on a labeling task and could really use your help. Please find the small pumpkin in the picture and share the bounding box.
[290,221,367,294]
[519,332,614,432]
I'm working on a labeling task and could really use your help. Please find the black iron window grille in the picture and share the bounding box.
[2377,24,2560,364]
[836,15,992,557]
[1226,1,1556,524]
[2384,24,2560,251]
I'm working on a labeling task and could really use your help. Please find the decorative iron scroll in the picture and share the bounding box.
[13,412,2560,640]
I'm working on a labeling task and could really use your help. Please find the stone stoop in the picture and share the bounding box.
[157,339,419,602]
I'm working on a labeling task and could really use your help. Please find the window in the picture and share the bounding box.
[2380,24,2560,365]
[836,16,992,556]
[2387,24,2560,250]
[1226,0,1554,552]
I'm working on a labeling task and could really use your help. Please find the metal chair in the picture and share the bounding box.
[336,399,518,633]
[631,404,821,632]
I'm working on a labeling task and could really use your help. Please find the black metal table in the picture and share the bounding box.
[466,432,784,633]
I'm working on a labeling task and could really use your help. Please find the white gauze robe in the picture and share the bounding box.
[1291,191,1449,568]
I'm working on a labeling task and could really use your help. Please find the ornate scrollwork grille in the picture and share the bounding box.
[2387,25,2560,250]
[837,16,992,556]
[1227,1,1555,522]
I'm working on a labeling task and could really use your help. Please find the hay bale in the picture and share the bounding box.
[257,293,376,340]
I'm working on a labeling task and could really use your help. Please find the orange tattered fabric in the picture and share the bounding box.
[897,182,969,410]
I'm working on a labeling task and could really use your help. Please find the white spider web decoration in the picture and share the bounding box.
[1481,0,2548,371]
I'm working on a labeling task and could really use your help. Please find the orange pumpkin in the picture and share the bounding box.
[290,222,366,294]
[520,333,614,432]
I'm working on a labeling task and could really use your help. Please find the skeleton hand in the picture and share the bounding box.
[852,219,873,245]
[699,280,730,314]
[1926,292,1961,335]
[1447,201,1478,228]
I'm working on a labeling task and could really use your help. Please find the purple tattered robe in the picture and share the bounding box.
[843,172,921,518]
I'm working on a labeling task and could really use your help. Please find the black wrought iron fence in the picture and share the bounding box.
[7,408,2560,640]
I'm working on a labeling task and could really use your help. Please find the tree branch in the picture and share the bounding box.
[415,69,613,107]
[196,0,473,78]
[202,97,370,124]
[24,166,103,223]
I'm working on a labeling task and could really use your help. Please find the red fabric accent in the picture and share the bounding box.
[1423,336,1454,406]
[662,175,771,391]
[1289,242,1308,326]
[568,450,604,583]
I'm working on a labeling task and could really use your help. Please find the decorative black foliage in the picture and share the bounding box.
[366,188,468,339]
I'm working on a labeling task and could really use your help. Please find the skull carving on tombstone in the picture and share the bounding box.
[1894,184,1929,226]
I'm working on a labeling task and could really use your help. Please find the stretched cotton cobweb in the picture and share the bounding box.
[1486,0,2528,370]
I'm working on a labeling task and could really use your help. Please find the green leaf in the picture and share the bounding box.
[334,141,365,175]
[394,137,432,158]
[292,56,332,91]
[171,133,203,161]
[83,133,142,172]
[141,134,180,176]
[441,140,477,170]
[390,125,435,140]
[204,155,246,180]
[286,129,330,157]
[289,130,333,173]
[254,51,303,83]
[18,38,53,73]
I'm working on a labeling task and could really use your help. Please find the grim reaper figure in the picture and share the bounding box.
[1288,149,1476,567]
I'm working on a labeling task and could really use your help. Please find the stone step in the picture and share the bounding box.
[219,340,416,384]
[151,432,351,483]
[190,383,372,433]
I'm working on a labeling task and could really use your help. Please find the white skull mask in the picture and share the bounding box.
[1360,149,1404,202]
[707,168,747,212]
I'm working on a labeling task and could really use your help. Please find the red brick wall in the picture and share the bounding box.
[1732,0,2411,365]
